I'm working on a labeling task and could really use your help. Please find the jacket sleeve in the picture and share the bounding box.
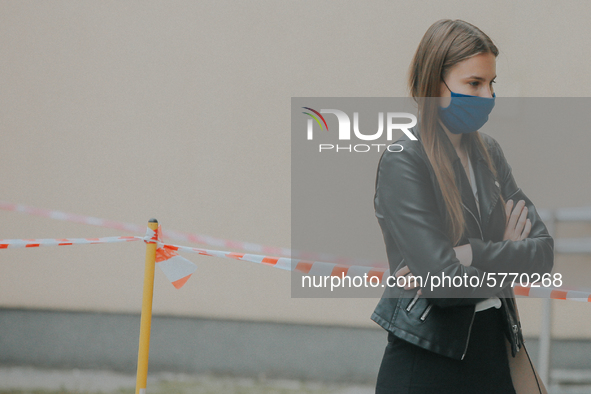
[375,143,509,307]
[466,138,554,276]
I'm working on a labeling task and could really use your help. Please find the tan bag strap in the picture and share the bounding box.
[506,338,548,394]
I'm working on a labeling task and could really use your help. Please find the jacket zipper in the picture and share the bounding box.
[506,188,521,200]
[419,303,433,321]
[405,292,420,312]
[461,310,476,360]
[462,202,483,240]
[460,203,482,361]
[512,324,519,350]
[503,188,524,353]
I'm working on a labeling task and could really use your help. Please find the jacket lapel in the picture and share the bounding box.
[437,123,482,228]
[473,148,501,235]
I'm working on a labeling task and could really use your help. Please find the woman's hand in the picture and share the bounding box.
[503,199,531,241]
[453,244,472,267]
[395,265,423,295]
[395,243,472,295]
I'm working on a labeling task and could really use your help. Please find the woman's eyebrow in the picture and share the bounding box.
[464,75,497,81]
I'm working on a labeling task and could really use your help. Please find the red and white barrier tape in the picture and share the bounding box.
[514,286,591,302]
[0,200,290,255]
[157,240,591,302]
[0,236,140,249]
[0,200,386,267]
[0,228,196,290]
[1,224,589,302]
[145,226,197,289]
[0,201,145,233]
[162,242,390,279]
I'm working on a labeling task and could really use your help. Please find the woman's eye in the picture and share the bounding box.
[469,81,479,87]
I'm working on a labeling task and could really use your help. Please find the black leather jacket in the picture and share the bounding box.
[371,122,554,360]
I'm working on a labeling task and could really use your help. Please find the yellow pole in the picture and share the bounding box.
[135,218,159,394]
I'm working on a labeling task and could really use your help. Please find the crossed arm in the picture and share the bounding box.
[399,198,532,295]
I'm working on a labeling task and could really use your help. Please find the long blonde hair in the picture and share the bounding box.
[408,19,506,246]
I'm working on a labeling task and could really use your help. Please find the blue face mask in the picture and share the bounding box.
[438,79,496,134]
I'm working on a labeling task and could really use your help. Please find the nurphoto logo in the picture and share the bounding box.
[302,107,417,153]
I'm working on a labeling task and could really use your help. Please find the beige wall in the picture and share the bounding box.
[1,1,590,339]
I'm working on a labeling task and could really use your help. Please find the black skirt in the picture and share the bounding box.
[375,306,516,394]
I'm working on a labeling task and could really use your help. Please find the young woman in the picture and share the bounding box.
[371,19,554,393]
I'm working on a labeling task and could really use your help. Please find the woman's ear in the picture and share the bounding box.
[439,81,452,108]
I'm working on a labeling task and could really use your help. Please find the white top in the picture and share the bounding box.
[467,157,502,313]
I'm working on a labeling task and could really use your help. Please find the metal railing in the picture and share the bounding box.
[536,207,591,387]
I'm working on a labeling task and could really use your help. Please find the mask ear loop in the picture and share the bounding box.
[441,78,452,93]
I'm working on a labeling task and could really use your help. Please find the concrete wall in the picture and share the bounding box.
[0,0,590,363]
[2,308,590,383]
